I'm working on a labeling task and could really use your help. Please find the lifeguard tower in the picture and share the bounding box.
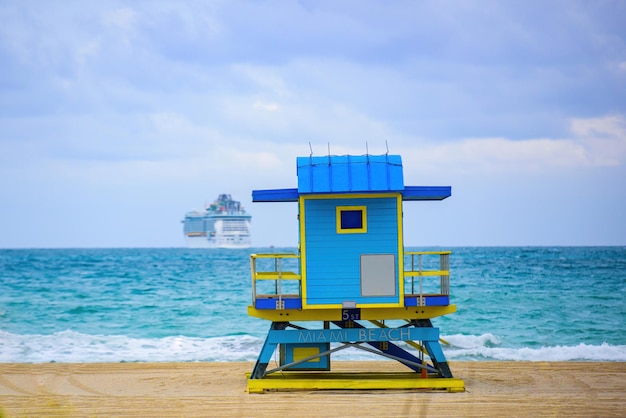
[247,154,464,393]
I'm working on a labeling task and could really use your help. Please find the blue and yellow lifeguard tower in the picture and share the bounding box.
[247,154,464,392]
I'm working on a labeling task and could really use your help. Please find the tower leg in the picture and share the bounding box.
[415,319,453,378]
[250,322,287,379]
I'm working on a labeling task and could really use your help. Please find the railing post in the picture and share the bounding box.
[419,254,423,306]
[250,255,257,305]
[277,257,283,310]
[440,253,450,296]
[274,257,278,295]
[411,253,415,294]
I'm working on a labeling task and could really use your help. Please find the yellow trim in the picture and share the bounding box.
[336,205,367,234]
[302,303,343,310]
[251,253,301,259]
[301,192,400,200]
[405,251,452,255]
[396,194,404,304]
[404,270,449,277]
[299,196,308,306]
[254,272,301,280]
[247,304,457,322]
[248,373,465,393]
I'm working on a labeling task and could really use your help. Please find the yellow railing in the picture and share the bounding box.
[250,253,301,308]
[404,251,451,298]
[250,251,450,309]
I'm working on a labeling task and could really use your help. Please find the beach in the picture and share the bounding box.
[1,361,624,417]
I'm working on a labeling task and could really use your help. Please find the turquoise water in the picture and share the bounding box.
[1,247,624,362]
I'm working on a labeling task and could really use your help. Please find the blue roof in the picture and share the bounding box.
[402,186,451,200]
[251,154,451,202]
[252,188,299,202]
[252,186,450,202]
[297,154,404,193]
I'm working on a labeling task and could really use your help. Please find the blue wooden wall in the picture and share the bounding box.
[302,196,401,306]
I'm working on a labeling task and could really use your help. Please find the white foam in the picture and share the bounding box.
[442,333,626,361]
[0,330,263,363]
[1,330,625,363]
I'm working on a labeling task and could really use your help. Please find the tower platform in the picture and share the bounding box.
[248,370,465,393]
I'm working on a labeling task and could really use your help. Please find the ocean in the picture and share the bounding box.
[1,247,625,363]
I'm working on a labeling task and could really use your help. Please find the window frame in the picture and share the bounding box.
[336,205,368,234]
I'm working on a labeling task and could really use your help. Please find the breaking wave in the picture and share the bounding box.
[2,331,625,363]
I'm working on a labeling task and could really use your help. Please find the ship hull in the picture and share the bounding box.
[185,234,251,249]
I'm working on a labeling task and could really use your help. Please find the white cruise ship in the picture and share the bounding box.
[182,194,251,248]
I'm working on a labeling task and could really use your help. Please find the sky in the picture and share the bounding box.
[1,0,625,248]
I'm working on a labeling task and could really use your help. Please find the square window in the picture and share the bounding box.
[341,210,363,229]
[336,206,367,233]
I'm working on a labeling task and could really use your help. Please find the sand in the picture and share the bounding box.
[1,361,624,417]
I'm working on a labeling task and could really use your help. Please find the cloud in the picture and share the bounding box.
[102,7,137,31]
[253,101,280,112]
[76,40,100,66]
[398,115,626,176]
[150,111,193,133]
[572,115,626,166]
[570,115,625,138]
